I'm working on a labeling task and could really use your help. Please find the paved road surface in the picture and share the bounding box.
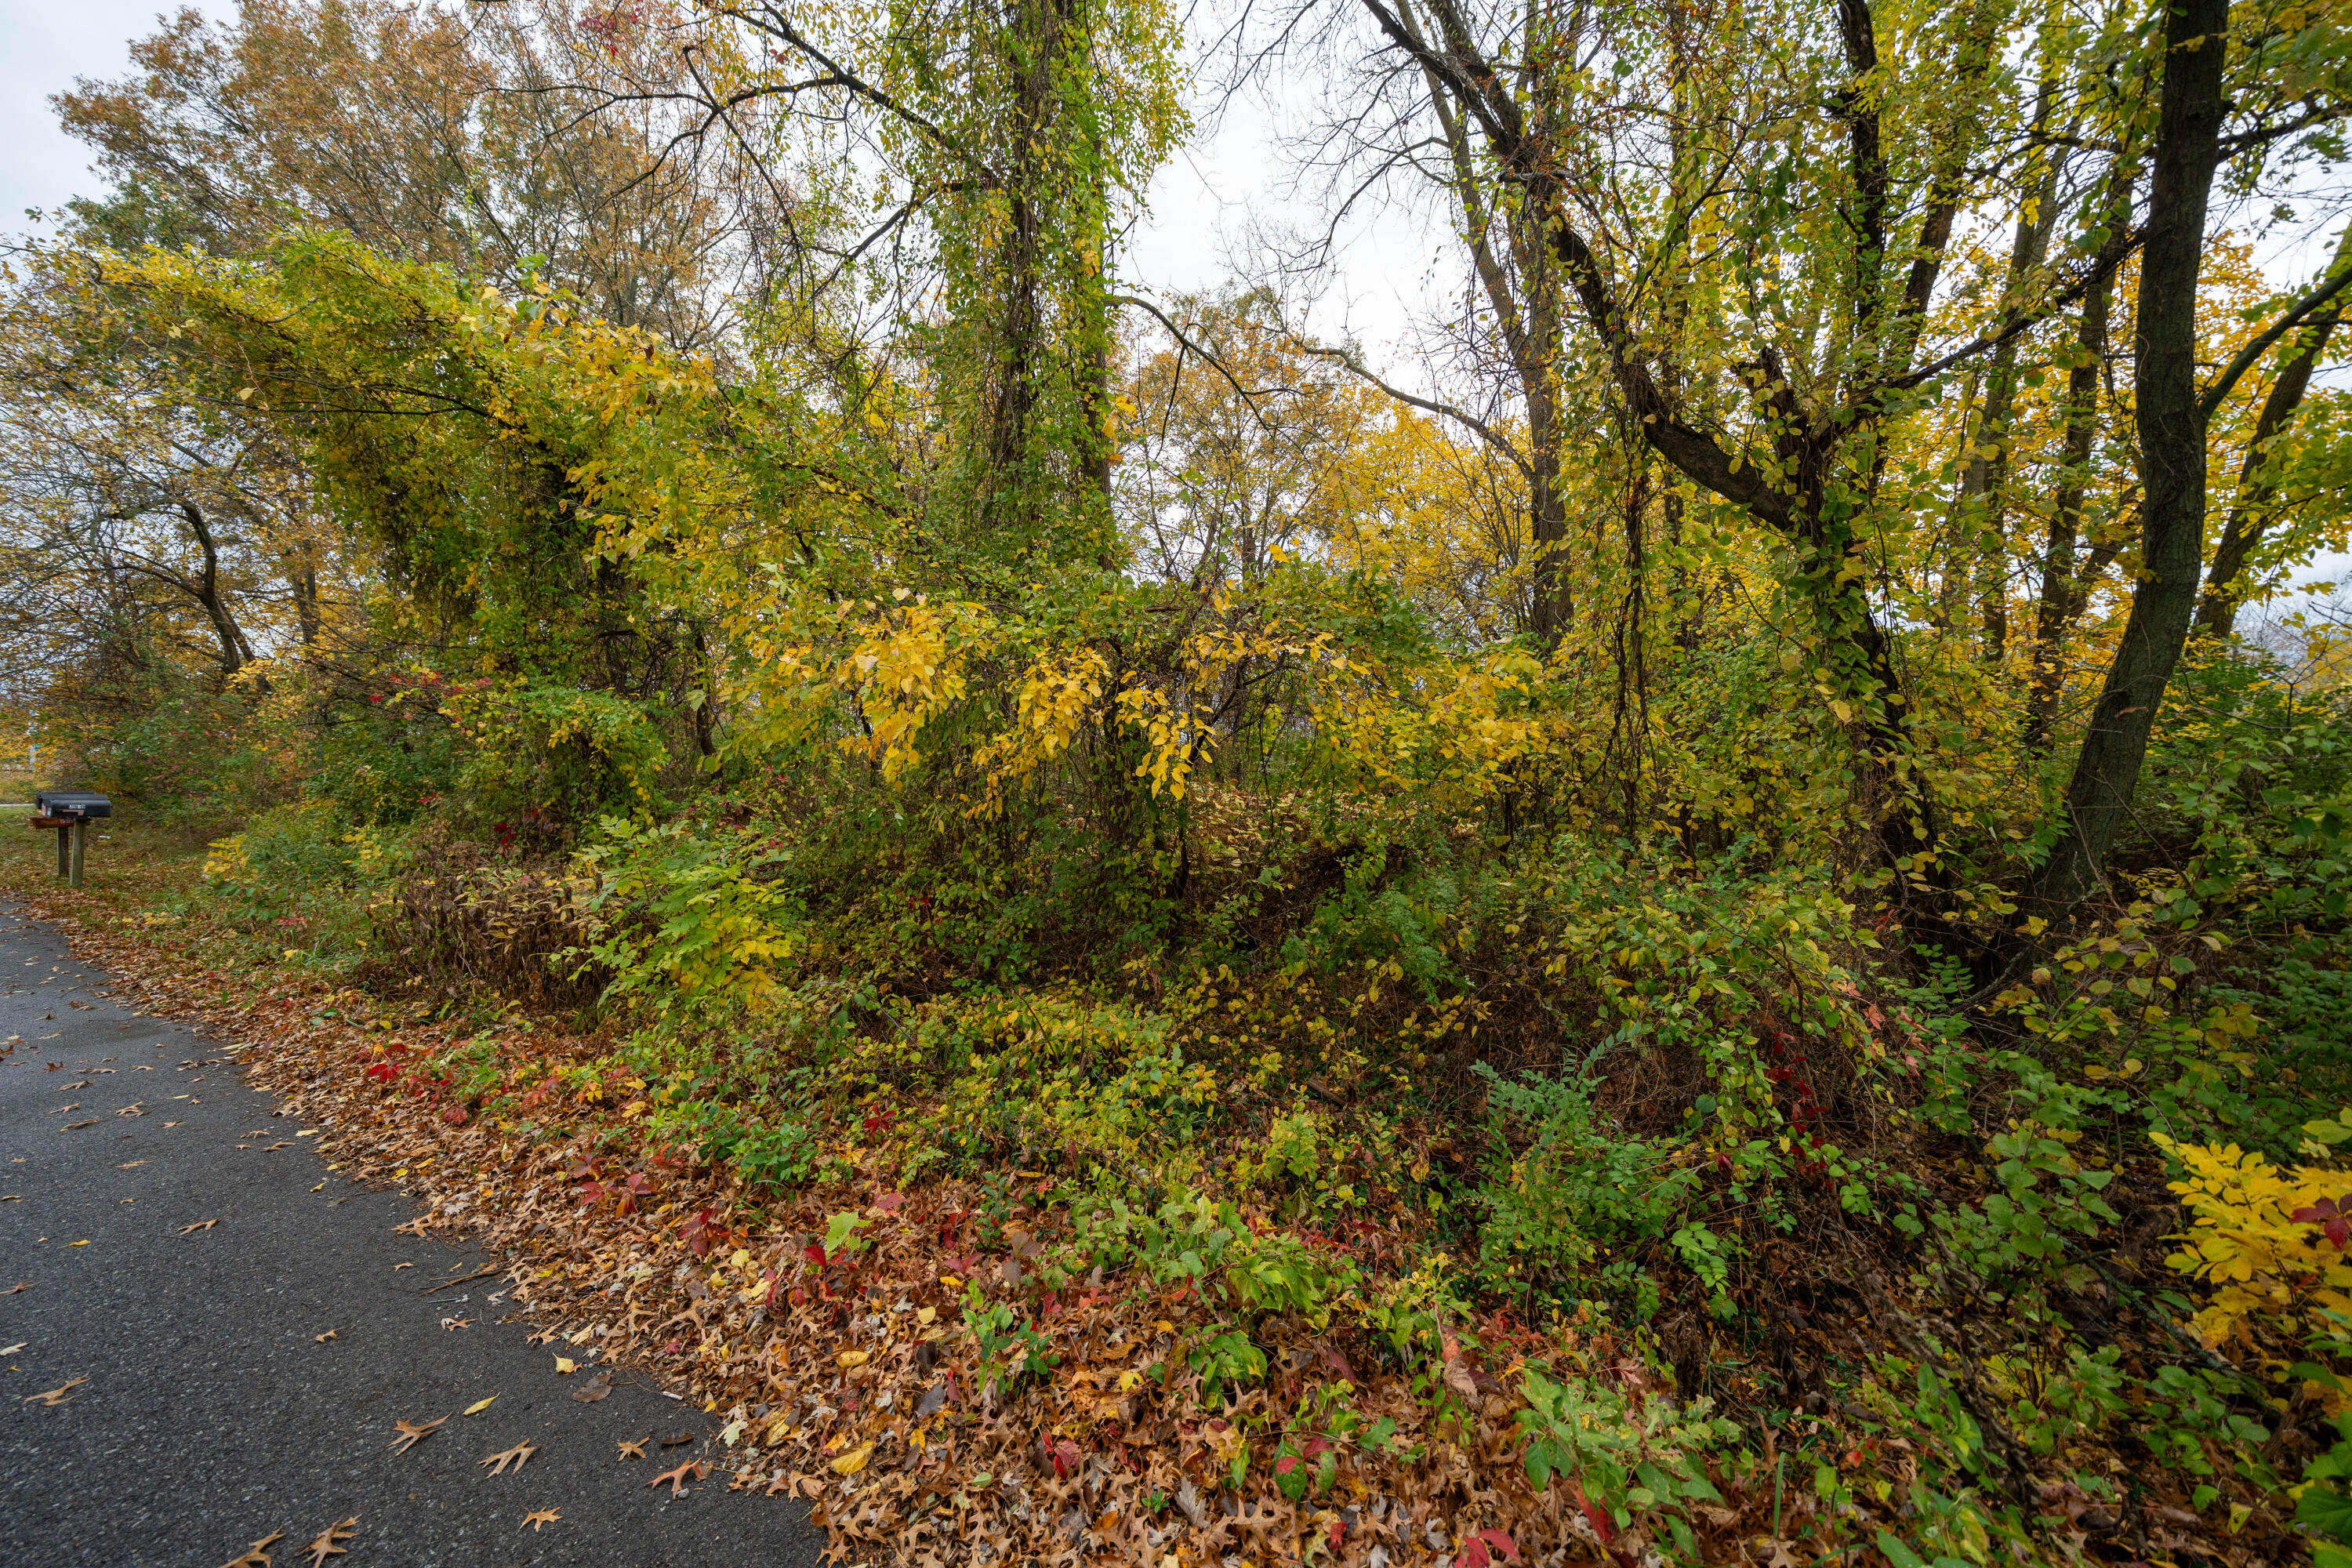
[0,903,824,1566]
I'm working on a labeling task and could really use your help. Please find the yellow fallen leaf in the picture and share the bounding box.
[1117,1370,1143,1393]
[1153,1319,1174,1334]
[829,1441,874,1475]
[554,1357,578,1374]
[916,1306,935,1325]
[68,1240,90,1247]
[837,1350,870,1370]
[940,1274,963,1288]
[463,1396,497,1417]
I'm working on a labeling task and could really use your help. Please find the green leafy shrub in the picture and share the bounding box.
[1515,1364,1737,1558]
[1474,1061,1697,1308]
[447,681,667,826]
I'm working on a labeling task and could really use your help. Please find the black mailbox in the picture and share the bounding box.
[34,791,111,821]
[30,792,109,887]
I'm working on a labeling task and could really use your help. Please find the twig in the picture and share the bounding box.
[421,1265,505,1297]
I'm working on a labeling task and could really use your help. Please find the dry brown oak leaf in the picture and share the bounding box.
[571,1370,612,1403]
[180,1219,220,1235]
[617,1438,648,1461]
[521,1508,561,1532]
[480,1440,538,1476]
[387,1415,446,1454]
[217,1531,284,1568]
[303,1517,356,1567]
[650,1459,708,1499]
[23,1376,85,1406]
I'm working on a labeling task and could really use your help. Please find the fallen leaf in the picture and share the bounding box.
[218,1530,284,1568]
[313,1330,337,1344]
[0,1342,24,1356]
[618,1438,648,1461]
[462,1396,496,1416]
[60,1120,96,1131]
[302,1517,355,1567]
[388,1415,447,1454]
[479,1440,538,1475]
[439,1316,473,1331]
[554,1356,578,1374]
[0,1284,26,1295]
[651,1458,709,1497]
[23,1375,86,1406]
[572,1370,613,1403]
[117,1160,144,1168]
[829,1440,875,1475]
[837,1349,871,1370]
[659,1430,695,1446]
[180,1219,220,1235]
[521,1508,561,1532]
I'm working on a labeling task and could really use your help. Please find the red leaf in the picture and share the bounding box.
[1570,1479,1615,1546]
[441,1105,467,1125]
[874,1191,905,1212]
[1469,1527,1521,1563]
[1274,1454,1301,1476]
[1049,1439,1080,1477]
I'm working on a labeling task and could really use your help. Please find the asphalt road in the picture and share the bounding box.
[0,903,825,1567]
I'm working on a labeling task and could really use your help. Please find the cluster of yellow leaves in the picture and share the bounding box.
[1311,643,1548,800]
[834,599,985,782]
[2155,1120,2352,1378]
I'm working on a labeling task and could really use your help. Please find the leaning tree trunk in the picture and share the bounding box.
[2194,219,2352,638]
[2031,0,2228,907]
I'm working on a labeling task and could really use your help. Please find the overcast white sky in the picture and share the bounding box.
[0,2,220,227]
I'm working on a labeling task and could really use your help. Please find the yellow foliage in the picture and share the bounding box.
[2154,1127,2352,1369]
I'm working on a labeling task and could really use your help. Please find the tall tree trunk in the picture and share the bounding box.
[983,0,1054,532]
[2031,0,2227,906]
[2194,220,2352,637]
[1960,82,2060,663]
[2023,212,2122,753]
[1403,0,1571,641]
